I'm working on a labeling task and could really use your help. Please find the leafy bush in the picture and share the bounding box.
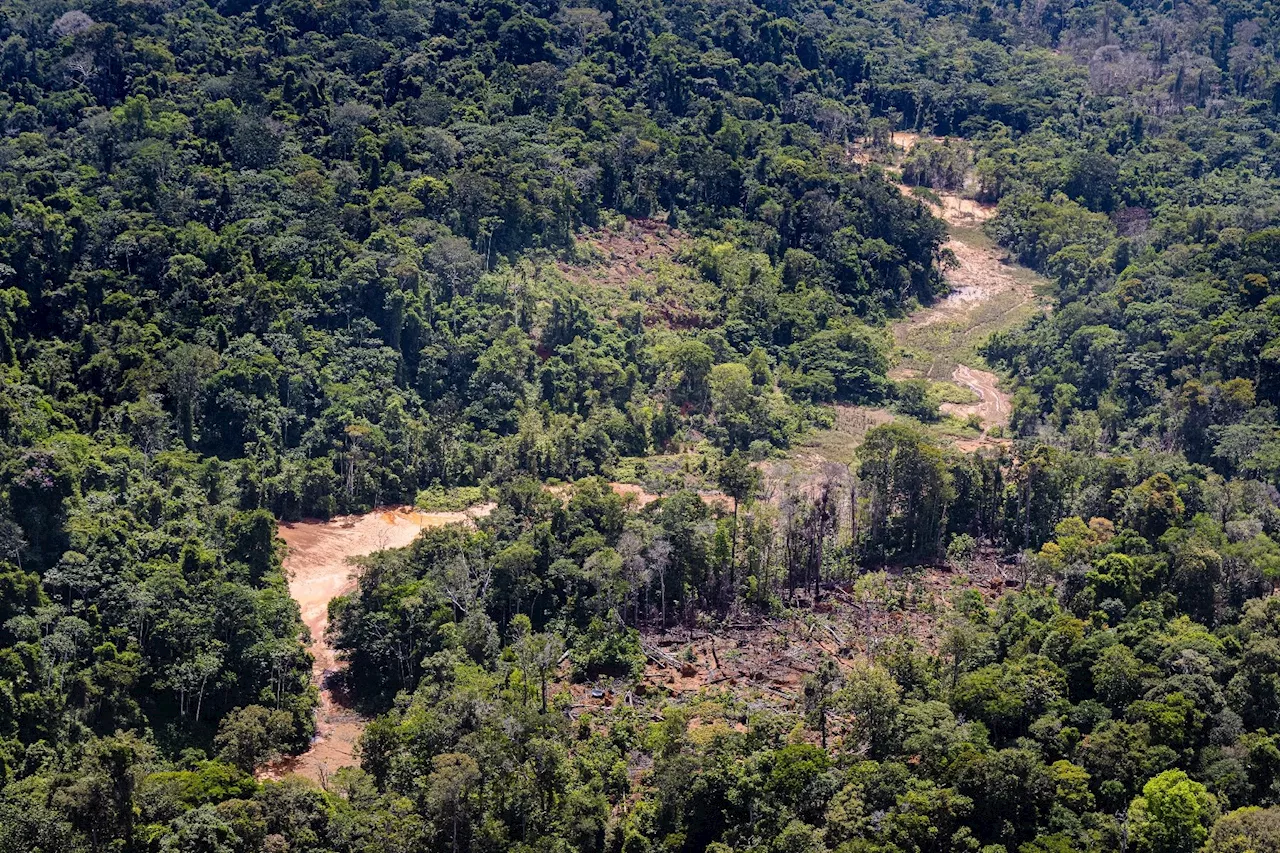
[569,615,645,681]
[415,485,490,512]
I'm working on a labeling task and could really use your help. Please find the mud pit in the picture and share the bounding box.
[263,505,493,784]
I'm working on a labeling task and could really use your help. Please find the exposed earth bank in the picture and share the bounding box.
[262,505,492,783]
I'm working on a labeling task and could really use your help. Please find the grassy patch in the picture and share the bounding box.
[896,284,1042,380]
[931,381,979,405]
[415,485,491,511]
[934,416,984,440]
[947,223,995,249]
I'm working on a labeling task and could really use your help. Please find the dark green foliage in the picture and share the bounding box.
[0,0,962,518]
[0,0,1279,848]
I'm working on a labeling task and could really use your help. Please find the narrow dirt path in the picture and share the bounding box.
[768,138,1049,491]
[942,363,1009,423]
[262,504,493,784]
[890,156,1045,442]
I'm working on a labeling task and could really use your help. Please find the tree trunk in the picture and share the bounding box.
[729,499,739,603]
[660,573,667,630]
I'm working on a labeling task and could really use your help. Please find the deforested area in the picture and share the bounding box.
[1,0,1279,850]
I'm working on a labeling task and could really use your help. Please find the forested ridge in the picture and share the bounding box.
[1,0,1280,848]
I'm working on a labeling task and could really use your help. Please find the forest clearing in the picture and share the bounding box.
[267,493,1022,778]
[268,133,1047,778]
[264,505,493,782]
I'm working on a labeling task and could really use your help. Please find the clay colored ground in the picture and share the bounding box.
[262,505,492,784]
[555,218,714,329]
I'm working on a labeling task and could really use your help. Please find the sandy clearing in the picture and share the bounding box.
[891,174,1029,349]
[934,194,994,226]
[940,364,1011,430]
[891,190,1034,439]
[898,241,1024,333]
[609,482,662,507]
[262,504,493,784]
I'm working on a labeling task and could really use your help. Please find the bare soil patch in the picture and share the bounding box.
[609,482,663,508]
[557,220,713,329]
[892,216,1043,448]
[262,504,493,784]
[898,236,1028,337]
[941,364,1008,427]
[847,131,937,165]
[608,480,734,511]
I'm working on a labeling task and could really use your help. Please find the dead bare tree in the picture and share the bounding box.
[441,552,492,619]
[617,529,649,626]
[648,536,672,629]
[805,476,840,601]
[779,491,803,602]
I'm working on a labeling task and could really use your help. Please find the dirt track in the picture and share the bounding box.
[887,146,1044,443]
[263,505,492,784]
[942,364,1009,424]
[770,134,1048,486]
[898,216,1032,441]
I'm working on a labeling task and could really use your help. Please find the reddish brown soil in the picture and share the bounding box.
[261,505,492,784]
[556,220,710,328]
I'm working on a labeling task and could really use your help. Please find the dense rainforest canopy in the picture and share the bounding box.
[1,0,1280,848]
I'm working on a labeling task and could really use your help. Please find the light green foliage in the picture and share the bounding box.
[214,706,296,773]
[1205,806,1280,853]
[416,485,490,512]
[894,379,942,422]
[1128,770,1219,853]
